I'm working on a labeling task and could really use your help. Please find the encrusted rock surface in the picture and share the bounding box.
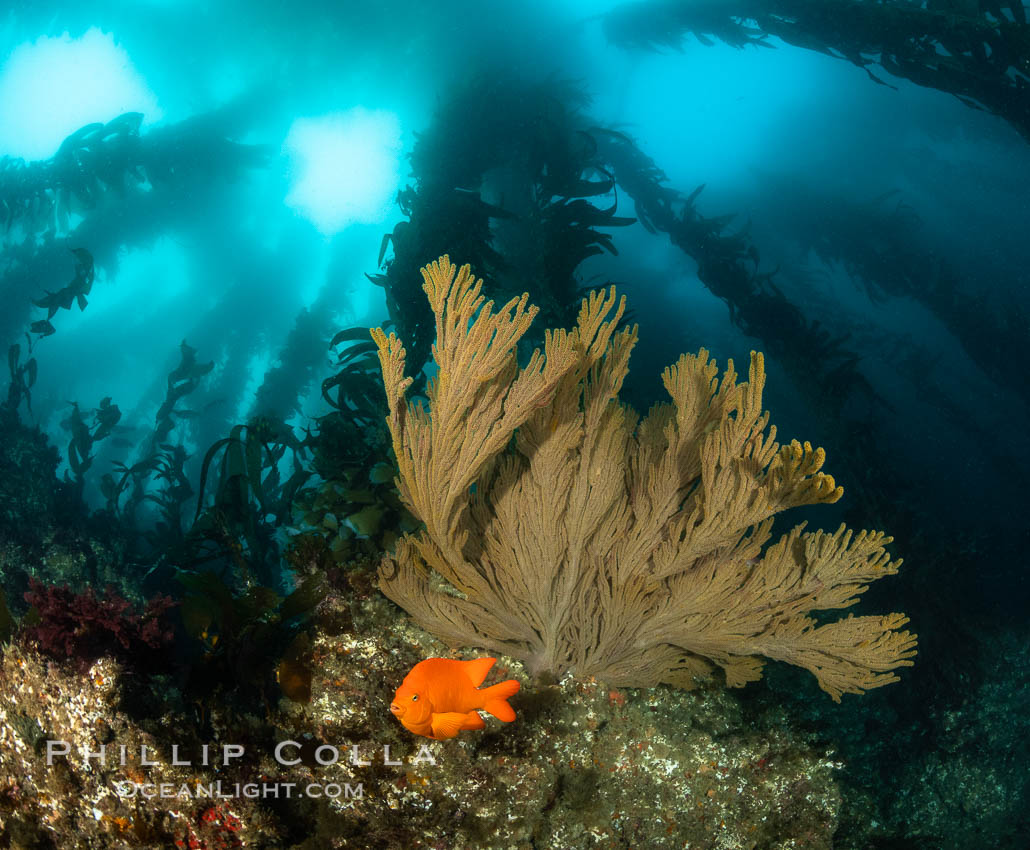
[1,567,841,849]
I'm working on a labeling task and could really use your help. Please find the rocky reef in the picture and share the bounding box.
[0,561,841,849]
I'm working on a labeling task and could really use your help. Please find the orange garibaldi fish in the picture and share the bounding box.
[390,657,521,740]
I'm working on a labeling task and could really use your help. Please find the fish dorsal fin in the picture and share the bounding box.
[462,657,496,688]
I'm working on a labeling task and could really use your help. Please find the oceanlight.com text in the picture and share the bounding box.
[113,780,364,801]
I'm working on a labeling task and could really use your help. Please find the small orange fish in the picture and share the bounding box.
[390,657,520,740]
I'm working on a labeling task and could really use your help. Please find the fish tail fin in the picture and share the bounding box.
[480,679,520,722]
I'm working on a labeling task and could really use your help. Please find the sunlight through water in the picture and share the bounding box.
[0,27,161,160]
[283,108,403,236]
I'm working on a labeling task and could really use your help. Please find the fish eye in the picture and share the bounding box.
[411,694,418,701]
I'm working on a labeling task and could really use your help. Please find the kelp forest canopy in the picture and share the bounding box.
[602,0,1030,143]
[0,6,1023,629]
[1,14,1023,621]
[0,97,269,343]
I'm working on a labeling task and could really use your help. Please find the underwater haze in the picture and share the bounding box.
[1,1,1029,848]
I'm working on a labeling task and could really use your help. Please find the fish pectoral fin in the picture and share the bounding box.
[431,711,484,739]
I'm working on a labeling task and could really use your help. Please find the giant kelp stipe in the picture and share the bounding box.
[0,2,1029,848]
